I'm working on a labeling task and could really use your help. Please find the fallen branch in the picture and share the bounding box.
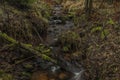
[0,43,16,51]
[0,31,57,63]
[0,31,81,74]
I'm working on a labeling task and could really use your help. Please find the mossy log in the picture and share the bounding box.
[0,31,78,73]
[0,31,57,63]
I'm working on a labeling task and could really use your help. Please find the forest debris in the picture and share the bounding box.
[0,31,57,63]
[0,44,16,51]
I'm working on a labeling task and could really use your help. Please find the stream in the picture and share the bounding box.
[32,5,85,80]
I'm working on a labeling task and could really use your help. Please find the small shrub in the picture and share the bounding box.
[58,31,81,52]
[91,26,109,39]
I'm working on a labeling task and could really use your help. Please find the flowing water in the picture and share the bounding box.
[32,4,85,80]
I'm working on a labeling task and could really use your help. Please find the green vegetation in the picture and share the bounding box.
[0,70,13,80]
[0,0,120,80]
[58,31,81,52]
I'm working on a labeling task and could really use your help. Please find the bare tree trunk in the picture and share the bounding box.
[85,0,93,19]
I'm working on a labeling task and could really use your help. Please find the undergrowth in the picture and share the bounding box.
[0,0,52,45]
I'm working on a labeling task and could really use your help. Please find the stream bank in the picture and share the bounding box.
[1,1,120,80]
[31,4,85,80]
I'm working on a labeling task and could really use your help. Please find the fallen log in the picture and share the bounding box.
[0,31,57,63]
[0,31,82,76]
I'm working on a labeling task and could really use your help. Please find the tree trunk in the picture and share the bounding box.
[85,0,93,19]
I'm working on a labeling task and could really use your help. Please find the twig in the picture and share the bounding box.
[4,56,35,72]
[0,44,16,52]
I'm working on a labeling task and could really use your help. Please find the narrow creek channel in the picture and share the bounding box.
[32,4,85,80]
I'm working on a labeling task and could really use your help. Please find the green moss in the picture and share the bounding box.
[62,46,69,52]
[23,63,33,69]
[24,44,32,47]
[0,8,3,15]
[35,44,51,55]
[91,27,109,39]
[91,26,102,33]
[0,31,17,43]
[0,70,13,80]
[107,18,115,25]
[2,74,13,80]
[21,72,31,77]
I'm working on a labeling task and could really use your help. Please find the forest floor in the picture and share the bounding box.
[0,1,120,80]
